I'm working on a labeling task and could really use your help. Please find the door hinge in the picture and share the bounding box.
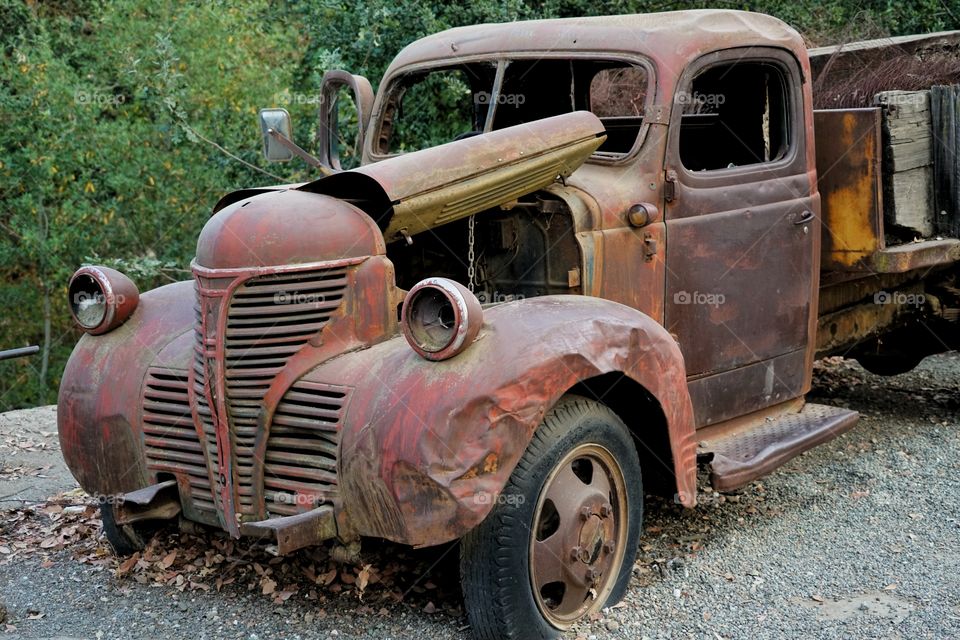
[664,170,678,203]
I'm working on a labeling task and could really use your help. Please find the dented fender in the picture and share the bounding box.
[303,295,697,547]
[57,280,195,497]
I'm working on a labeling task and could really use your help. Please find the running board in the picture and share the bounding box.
[697,403,860,492]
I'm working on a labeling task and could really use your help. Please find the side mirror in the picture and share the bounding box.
[258,108,294,162]
[317,70,374,171]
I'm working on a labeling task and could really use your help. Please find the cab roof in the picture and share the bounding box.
[386,10,807,82]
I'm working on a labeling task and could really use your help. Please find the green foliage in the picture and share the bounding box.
[0,0,957,409]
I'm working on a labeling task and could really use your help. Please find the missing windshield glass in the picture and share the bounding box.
[376,57,650,158]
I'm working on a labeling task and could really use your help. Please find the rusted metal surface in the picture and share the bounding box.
[316,70,375,172]
[240,506,338,555]
[815,282,930,354]
[698,403,859,492]
[197,190,385,269]
[814,109,885,270]
[529,444,626,626]
[868,239,960,273]
[300,295,695,547]
[308,112,606,244]
[68,265,141,335]
[58,280,195,498]
[381,12,804,127]
[662,43,819,425]
[113,480,182,525]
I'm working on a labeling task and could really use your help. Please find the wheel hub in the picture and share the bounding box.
[529,445,628,627]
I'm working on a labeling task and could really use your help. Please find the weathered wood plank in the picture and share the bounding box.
[877,90,935,237]
[932,85,960,238]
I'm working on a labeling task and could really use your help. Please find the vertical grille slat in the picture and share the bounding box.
[141,368,216,513]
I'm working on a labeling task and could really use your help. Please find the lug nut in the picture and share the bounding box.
[579,506,592,521]
[569,546,582,561]
[585,568,599,584]
[603,540,615,554]
[599,503,613,518]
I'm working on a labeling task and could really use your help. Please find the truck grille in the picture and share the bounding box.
[265,380,349,516]
[141,368,216,514]
[191,265,351,524]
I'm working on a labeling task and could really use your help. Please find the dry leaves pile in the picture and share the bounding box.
[1,491,461,618]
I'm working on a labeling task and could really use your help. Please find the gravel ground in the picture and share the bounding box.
[0,354,958,639]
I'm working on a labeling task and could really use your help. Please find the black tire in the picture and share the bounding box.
[856,354,923,376]
[100,502,153,556]
[460,395,643,640]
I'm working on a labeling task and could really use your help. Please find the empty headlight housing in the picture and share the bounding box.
[401,278,483,361]
[68,266,140,335]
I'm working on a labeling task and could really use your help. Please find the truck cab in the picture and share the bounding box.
[57,10,960,639]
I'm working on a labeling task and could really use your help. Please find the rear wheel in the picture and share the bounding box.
[460,396,643,640]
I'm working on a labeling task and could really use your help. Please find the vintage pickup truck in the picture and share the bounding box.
[58,10,960,639]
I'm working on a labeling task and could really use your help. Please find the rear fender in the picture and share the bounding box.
[305,295,696,547]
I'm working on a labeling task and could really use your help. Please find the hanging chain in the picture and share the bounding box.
[467,214,477,293]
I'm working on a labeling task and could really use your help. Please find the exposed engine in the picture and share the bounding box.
[388,190,582,303]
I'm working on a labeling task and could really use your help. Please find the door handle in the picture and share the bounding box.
[793,210,815,225]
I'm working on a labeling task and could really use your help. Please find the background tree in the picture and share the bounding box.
[1,0,958,409]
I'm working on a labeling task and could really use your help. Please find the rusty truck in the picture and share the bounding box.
[58,10,960,639]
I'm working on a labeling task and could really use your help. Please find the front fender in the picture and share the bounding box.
[304,295,696,547]
[57,280,195,497]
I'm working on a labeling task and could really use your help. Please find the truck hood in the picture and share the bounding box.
[196,189,385,269]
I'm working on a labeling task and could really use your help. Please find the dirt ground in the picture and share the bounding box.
[0,355,958,639]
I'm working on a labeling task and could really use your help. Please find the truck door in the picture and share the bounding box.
[663,48,818,427]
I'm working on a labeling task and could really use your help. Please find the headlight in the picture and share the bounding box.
[68,266,140,335]
[401,278,483,361]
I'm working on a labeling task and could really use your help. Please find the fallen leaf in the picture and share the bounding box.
[811,595,824,603]
[319,568,337,585]
[117,553,140,576]
[160,551,177,568]
[357,564,371,597]
[261,577,277,595]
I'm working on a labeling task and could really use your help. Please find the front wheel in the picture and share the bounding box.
[100,502,155,555]
[460,396,643,640]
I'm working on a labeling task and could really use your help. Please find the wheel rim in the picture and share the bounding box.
[528,443,629,628]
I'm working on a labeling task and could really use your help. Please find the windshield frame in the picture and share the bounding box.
[366,50,658,166]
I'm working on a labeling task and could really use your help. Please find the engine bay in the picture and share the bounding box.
[387,191,582,304]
